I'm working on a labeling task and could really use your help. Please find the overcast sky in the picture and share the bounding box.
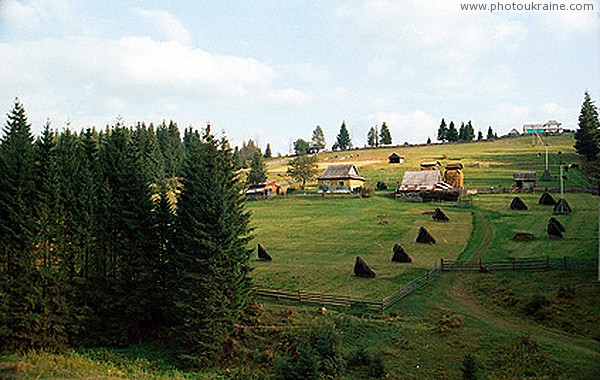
[1,0,599,154]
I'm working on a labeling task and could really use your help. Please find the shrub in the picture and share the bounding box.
[523,295,552,319]
[461,354,478,380]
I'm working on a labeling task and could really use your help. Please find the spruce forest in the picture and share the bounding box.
[0,100,253,368]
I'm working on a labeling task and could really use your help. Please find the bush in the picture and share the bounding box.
[523,295,552,319]
[461,353,478,380]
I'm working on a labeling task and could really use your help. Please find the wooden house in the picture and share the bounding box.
[246,180,281,199]
[317,165,365,193]
[513,172,536,190]
[397,170,443,192]
[444,163,464,189]
[388,152,405,164]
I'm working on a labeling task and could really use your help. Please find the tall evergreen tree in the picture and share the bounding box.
[437,118,447,143]
[487,126,495,140]
[0,99,40,350]
[336,121,352,150]
[311,125,326,152]
[574,92,600,160]
[465,121,475,141]
[446,121,459,142]
[379,122,392,145]
[477,130,483,141]
[367,127,377,147]
[459,122,466,141]
[174,128,252,368]
[264,143,272,158]
[247,150,268,185]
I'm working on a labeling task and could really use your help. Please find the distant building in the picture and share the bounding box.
[246,181,281,199]
[522,120,563,135]
[398,170,443,192]
[507,128,520,137]
[420,161,441,170]
[388,152,405,164]
[513,172,536,190]
[317,165,365,193]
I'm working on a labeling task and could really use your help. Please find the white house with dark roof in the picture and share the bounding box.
[317,165,365,193]
[523,120,563,135]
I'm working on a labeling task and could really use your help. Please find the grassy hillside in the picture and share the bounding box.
[267,134,590,190]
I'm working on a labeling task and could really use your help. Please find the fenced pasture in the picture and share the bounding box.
[249,196,472,300]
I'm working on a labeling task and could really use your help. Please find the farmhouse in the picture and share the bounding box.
[317,165,365,193]
[522,120,563,135]
[388,152,405,164]
[507,128,520,137]
[246,181,281,199]
[513,172,536,190]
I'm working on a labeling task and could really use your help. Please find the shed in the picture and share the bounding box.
[420,161,441,170]
[388,152,405,164]
[513,172,536,190]
[317,165,365,193]
[246,181,281,199]
[398,170,443,192]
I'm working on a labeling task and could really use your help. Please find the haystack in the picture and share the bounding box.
[549,217,565,232]
[354,256,376,278]
[538,192,556,205]
[547,220,563,238]
[416,226,436,244]
[391,243,412,263]
[257,243,273,261]
[553,198,572,214]
[510,197,528,210]
[432,208,449,222]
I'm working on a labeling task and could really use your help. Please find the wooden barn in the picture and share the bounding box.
[444,163,464,189]
[514,172,536,190]
[397,170,443,192]
[317,165,365,193]
[246,180,281,199]
[388,152,405,164]
[420,161,441,170]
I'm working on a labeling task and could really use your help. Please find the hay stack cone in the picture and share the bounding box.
[432,208,449,222]
[510,196,528,210]
[416,226,436,244]
[257,243,273,261]
[553,198,572,214]
[391,243,412,263]
[547,217,565,239]
[538,192,556,205]
[354,256,376,278]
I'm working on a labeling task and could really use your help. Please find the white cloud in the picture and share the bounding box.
[1,0,74,36]
[263,88,311,105]
[136,8,193,46]
[367,57,396,76]
[491,102,530,129]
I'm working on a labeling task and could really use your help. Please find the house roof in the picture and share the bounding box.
[445,163,463,170]
[399,170,443,191]
[514,172,536,180]
[388,152,405,159]
[317,165,365,181]
[420,161,441,168]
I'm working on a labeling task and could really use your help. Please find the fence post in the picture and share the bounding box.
[563,256,567,271]
[298,289,301,305]
[478,259,482,270]
[440,258,444,270]
[512,258,516,271]
[546,256,550,270]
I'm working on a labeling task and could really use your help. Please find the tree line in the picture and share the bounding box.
[0,100,252,368]
[436,119,497,143]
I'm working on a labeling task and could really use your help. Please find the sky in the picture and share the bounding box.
[0,0,599,154]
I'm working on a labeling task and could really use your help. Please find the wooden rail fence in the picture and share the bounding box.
[256,257,596,313]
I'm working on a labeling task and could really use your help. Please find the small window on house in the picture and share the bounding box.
[324,181,330,186]
[338,180,344,186]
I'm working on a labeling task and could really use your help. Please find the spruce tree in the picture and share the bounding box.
[367,127,377,147]
[0,99,40,350]
[174,128,252,368]
[465,121,475,141]
[264,143,272,158]
[447,121,459,142]
[311,125,326,152]
[437,118,447,143]
[247,150,268,185]
[487,126,495,140]
[477,130,483,141]
[459,122,466,141]
[336,121,352,150]
[379,122,392,145]
[574,92,600,160]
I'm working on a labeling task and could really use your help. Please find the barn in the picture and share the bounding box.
[388,152,405,164]
[514,172,536,190]
[246,181,281,199]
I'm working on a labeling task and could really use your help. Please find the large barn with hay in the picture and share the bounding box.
[396,161,462,201]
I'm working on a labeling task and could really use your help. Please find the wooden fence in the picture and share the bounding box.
[256,257,596,313]
[441,256,597,272]
[255,288,383,312]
